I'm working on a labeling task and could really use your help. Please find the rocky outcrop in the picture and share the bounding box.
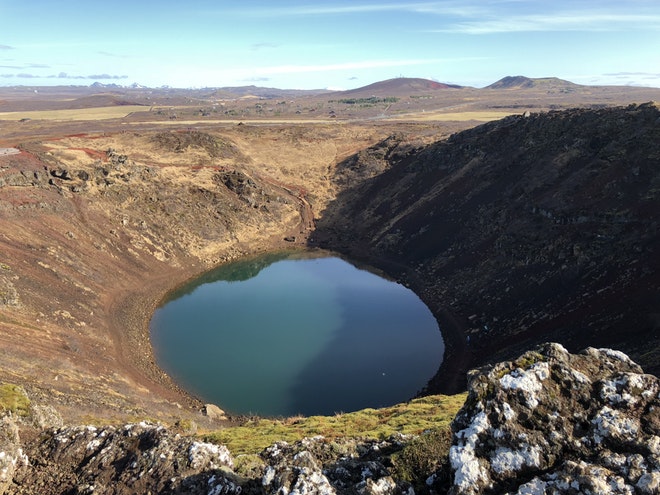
[216,169,281,210]
[448,343,660,495]
[2,345,658,494]
[151,130,245,159]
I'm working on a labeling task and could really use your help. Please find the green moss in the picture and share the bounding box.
[391,428,452,490]
[174,418,198,434]
[0,383,31,417]
[203,393,467,456]
[233,454,266,478]
[514,351,546,370]
[491,351,547,383]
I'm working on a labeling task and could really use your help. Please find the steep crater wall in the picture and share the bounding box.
[313,103,660,393]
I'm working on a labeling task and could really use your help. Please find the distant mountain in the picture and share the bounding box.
[334,77,463,97]
[90,82,124,89]
[487,75,580,90]
[208,85,330,99]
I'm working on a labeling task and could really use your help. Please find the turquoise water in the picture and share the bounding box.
[150,252,444,417]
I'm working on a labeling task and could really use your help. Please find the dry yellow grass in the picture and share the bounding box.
[0,105,148,121]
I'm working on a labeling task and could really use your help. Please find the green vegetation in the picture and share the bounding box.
[0,383,31,417]
[513,350,546,370]
[331,96,399,106]
[204,393,466,456]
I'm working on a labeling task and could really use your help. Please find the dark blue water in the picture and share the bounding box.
[150,252,443,417]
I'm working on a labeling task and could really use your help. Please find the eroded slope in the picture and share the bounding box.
[0,123,447,423]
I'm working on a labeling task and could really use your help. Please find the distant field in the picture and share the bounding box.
[0,105,148,121]
[129,118,340,126]
[387,110,516,122]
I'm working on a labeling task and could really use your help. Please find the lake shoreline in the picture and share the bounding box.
[109,244,461,419]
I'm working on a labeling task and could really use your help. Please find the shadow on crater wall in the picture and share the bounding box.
[309,104,660,394]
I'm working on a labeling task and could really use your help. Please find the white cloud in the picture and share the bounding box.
[229,2,484,18]
[431,12,660,34]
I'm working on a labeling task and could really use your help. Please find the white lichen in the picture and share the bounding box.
[188,441,233,470]
[499,362,550,409]
[207,474,241,495]
[571,369,591,385]
[365,476,397,495]
[262,465,276,486]
[600,373,652,407]
[512,477,547,495]
[491,445,542,474]
[290,469,336,495]
[592,406,640,444]
[450,411,491,492]
[599,348,635,366]
[86,437,103,452]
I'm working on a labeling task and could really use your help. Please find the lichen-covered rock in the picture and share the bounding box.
[10,422,239,495]
[447,343,660,495]
[8,424,416,494]
[259,435,414,495]
[3,344,658,494]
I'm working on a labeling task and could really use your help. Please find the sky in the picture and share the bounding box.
[1,0,659,90]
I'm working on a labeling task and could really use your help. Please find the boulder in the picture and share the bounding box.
[447,343,660,495]
[203,403,227,420]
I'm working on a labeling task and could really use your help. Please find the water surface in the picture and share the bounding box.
[150,252,443,417]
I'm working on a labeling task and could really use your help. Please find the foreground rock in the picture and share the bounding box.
[449,343,660,495]
[2,344,658,494]
[10,423,238,494]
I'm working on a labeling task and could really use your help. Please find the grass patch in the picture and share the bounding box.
[0,383,31,417]
[204,393,467,456]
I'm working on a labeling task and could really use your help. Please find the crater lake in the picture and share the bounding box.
[150,251,444,417]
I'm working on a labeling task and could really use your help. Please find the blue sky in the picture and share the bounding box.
[1,0,659,89]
